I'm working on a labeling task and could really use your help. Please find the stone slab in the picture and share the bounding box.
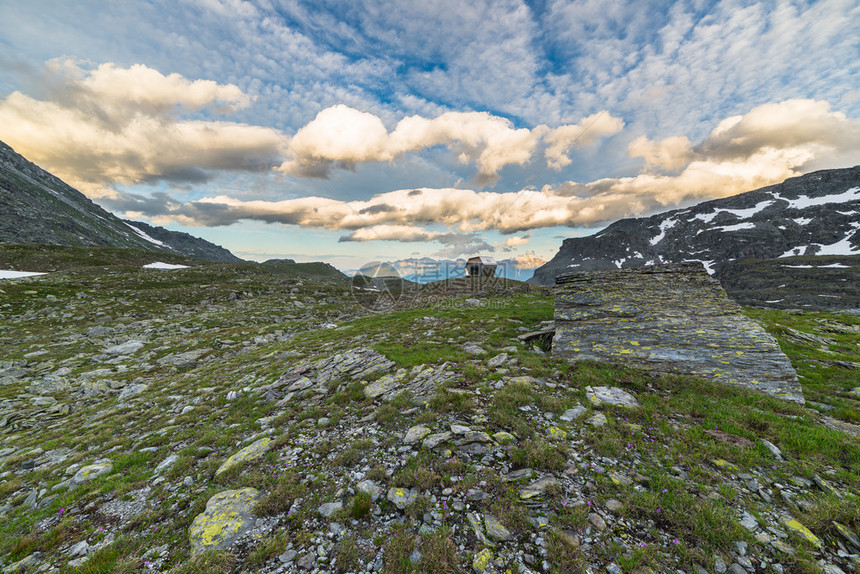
[553,264,803,403]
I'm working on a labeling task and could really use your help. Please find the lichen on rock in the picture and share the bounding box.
[189,487,261,556]
[215,437,273,476]
[553,263,804,403]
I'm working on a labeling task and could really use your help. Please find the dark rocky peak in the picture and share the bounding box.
[0,140,242,262]
[531,166,860,287]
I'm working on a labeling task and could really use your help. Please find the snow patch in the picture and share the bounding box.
[780,235,859,257]
[782,263,849,269]
[0,270,47,279]
[779,246,806,258]
[792,218,812,226]
[693,200,774,224]
[773,186,860,210]
[649,217,679,246]
[712,222,756,233]
[143,262,189,270]
[125,222,172,249]
[814,235,860,256]
[765,299,783,303]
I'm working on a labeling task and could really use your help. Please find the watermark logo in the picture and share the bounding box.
[350,262,407,311]
[351,260,516,311]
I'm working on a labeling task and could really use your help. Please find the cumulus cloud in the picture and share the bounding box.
[501,235,530,247]
[279,105,620,182]
[627,135,693,171]
[0,59,284,196]
[544,111,625,169]
[339,224,441,242]
[336,224,493,258]
[629,99,860,173]
[139,98,859,240]
[514,253,547,269]
[695,99,860,162]
[0,59,625,194]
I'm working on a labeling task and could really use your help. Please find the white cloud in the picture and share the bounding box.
[501,235,530,247]
[540,0,860,141]
[147,98,859,239]
[627,135,692,171]
[514,253,547,269]
[628,99,860,175]
[544,111,625,169]
[0,60,284,196]
[279,105,621,182]
[339,224,441,243]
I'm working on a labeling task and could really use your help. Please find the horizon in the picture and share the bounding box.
[1,0,858,273]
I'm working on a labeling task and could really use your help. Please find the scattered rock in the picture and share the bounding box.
[586,412,607,427]
[70,461,113,486]
[759,438,783,460]
[103,340,145,355]
[779,515,823,548]
[387,487,417,510]
[215,437,273,476]
[559,406,587,421]
[356,480,382,501]
[403,424,430,444]
[519,476,558,500]
[585,386,640,408]
[318,501,343,518]
[189,488,261,556]
[484,513,513,542]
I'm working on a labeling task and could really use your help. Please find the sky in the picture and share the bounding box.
[0,0,859,277]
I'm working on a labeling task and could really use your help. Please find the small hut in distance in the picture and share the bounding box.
[464,256,497,278]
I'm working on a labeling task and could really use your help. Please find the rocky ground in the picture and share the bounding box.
[0,246,858,574]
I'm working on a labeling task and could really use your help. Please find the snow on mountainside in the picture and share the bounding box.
[530,166,860,286]
[0,140,242,262]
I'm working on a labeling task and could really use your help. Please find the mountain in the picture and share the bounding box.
[530,166,860,285]
[0,140,242,262]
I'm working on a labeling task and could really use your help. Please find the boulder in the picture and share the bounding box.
[553,264,803,403]
[189,488,261,556]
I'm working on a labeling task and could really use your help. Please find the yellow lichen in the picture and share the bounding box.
[780,516,823,548]
[472,548,493,572]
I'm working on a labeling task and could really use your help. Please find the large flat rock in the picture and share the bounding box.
[553,263,803,403]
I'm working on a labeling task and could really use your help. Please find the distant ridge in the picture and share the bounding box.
[530,166,860,286]
[0,140,242,263]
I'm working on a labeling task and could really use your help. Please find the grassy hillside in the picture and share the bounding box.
[0,246,857,573]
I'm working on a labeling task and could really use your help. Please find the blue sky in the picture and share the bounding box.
[1,0,858,274]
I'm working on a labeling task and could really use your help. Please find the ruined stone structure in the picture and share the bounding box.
[553,263,804,403]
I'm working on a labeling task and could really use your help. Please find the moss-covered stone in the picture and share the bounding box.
[779,515,823,548]
[189,487,261,556]
[492,431,515,445]
[215,437,272,476]
[471,548,493,573]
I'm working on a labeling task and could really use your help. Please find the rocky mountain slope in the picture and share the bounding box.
[530,167,860,288]
[0,246,858,574]
[0,140,242,263]
[717,255,860,311]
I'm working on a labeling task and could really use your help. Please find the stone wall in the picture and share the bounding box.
[553,263,804,403]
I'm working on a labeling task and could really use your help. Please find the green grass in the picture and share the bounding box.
[1,244,858,574]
